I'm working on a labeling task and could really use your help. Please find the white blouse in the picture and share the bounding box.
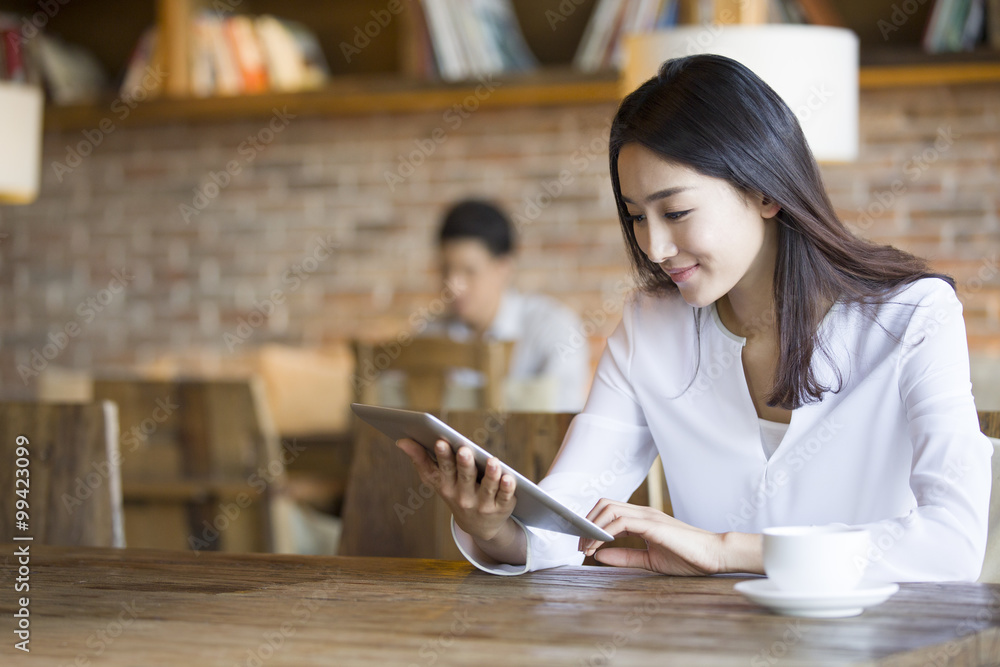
[453,277,993,582]
[758,418,789,460]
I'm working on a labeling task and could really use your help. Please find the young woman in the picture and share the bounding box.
[396,54,991,581]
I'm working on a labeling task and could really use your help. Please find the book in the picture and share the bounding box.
[3,28,22,82]
[120,27,158,99]
[778,0,807,23]
[576,0,704,72]
[795,0,846,26]
[422,0,466,80]
[574,0,624,71]
[655,0,681,28]
[943,0,974,50]
[34,33,106,104]
[458,0,496,74]
[275,18,329,90]
[923,0,954,51]
[960,0,986,48]
[255,15,306,91]
[599,0,631,69]
[418,0,535,81]
[479,0,537,71]
[399,0,438,78]
[204,17,242,95]
[225,16,268,93]
[189,18,216,97]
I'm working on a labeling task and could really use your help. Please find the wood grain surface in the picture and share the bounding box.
[1,546,998,666]
[980,411,1000,439]
[0,402,123,548]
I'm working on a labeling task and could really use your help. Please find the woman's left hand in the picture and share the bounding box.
[579,499,762,576]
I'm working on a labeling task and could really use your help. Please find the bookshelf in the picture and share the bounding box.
[5,0,997,130]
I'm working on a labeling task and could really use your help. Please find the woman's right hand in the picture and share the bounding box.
[395,438,517,542]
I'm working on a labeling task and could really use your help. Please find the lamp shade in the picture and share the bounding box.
[0,83,43,204]
[623,25,859,162]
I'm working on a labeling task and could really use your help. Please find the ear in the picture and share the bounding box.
[759,195,781,219]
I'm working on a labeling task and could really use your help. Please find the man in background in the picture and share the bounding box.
[424,199,591,412]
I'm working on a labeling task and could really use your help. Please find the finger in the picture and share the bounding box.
[581,499,634,553]
[435,439,456,478]
[585,516,651,557]
[395,439,442,486]
[594,547,652,570]
[478,456,501,501]
[496,473,515,507]
[583,505,658,557]
[585,498,611,523]
[454,446,478,494]
[585,497,629,523]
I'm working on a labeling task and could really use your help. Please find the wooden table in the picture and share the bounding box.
[2,547,999,666]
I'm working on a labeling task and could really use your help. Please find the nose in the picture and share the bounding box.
[644,220,678,264]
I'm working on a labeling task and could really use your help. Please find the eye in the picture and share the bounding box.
[664,210,691,221]
[626,213,646,224]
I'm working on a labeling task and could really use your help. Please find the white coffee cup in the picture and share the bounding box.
[762,526,871,594]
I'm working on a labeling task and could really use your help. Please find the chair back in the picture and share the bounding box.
[979,411,1000,583]
[353,338,513,412]
[91,377,292,553]
[0,401,124,547]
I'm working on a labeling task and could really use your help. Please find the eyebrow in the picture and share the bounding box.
[621,186,692,205]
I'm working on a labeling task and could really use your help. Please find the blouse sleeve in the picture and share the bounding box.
[454,295,660,575]
[856,281,993,582]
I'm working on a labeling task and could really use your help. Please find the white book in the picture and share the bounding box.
[204,17,242,95]
[575,0,625,71]
[458,0,496,75]
[421,0,466,80]
[607,0,662,68]
[275,18,329,89]
[602,0,636,70]
[445,0,480,78]
[190,18,215,98]
[256,15,306,92]
[638,0,666,31]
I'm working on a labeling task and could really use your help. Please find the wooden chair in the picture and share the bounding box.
[342,338,517,557]
[339,410,661,560]
[353,338,514,412]
[979,410,1000,583]
[91,377,294,553]
[0,402,125,548]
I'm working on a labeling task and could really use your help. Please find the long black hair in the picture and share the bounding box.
[609,54,954,409]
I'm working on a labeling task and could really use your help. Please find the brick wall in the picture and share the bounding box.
[1,83,998,404]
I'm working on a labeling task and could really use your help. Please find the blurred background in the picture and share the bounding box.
[0,0,997,555]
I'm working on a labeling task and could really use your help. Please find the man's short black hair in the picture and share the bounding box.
[438,199,515,257]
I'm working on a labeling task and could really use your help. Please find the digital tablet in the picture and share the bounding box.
[351,403,614,542]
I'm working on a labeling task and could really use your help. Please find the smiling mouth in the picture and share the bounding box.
[664,264,699,282]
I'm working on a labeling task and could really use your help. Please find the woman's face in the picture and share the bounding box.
[616,143,780,309]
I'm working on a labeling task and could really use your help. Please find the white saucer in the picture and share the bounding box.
[734,579,900,618]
